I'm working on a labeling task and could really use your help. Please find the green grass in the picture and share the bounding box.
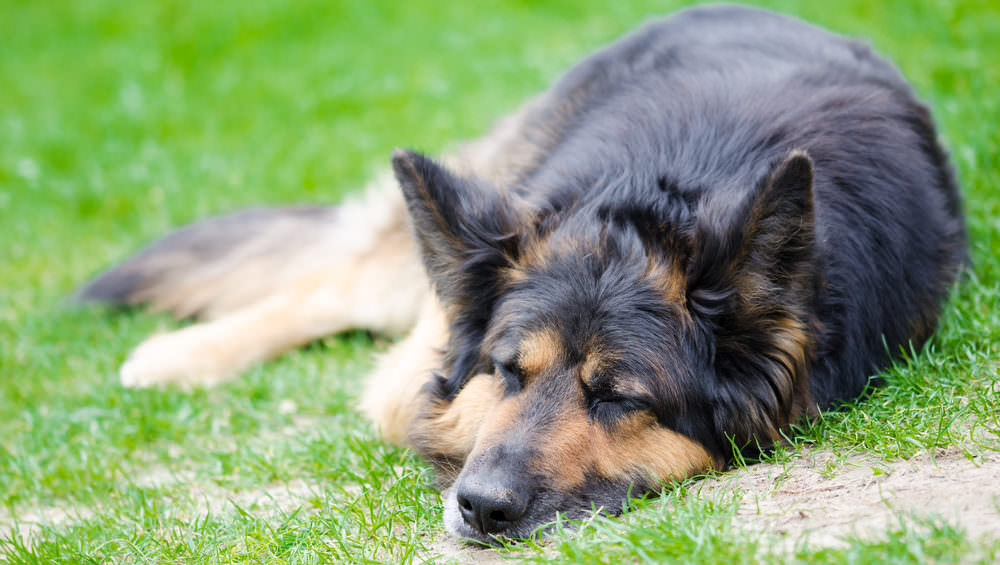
[1,0,998,563]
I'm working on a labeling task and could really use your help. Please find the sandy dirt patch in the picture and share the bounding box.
[714,448,1000,548]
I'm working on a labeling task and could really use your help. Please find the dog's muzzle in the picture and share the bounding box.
[454,465,532,536]
[443,444,549,543]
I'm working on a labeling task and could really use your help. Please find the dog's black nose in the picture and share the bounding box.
[456,481,529,536]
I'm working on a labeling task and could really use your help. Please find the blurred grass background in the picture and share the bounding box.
[1,0,998,562]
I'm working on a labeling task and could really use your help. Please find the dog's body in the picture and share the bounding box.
[80,5,965,543]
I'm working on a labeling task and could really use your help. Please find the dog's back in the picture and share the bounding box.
[439,4,966,408]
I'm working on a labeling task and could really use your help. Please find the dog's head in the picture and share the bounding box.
[392,148,818,543]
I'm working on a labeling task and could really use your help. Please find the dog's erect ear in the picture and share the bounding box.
[737,150,815,280]
[689,150,815,301]
[392,149,520,306]
[685,151,817,457]
[392,148,475,297]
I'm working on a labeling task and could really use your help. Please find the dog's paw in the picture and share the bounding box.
[120,328,238,389]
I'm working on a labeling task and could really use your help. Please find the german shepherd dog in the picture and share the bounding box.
[79,5,966,544]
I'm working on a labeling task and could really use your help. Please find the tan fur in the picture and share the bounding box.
[135,209,341,320]
[358,99,561,438]
[467,391,528,456]
[536,408,716,490]
[643,254,688,309]
[578,345,671,405]
[435,319,716,492]
[502,266,529,285]
[771,314,815,428]
[407,373,506,463]
[517,328,563,380]
[516,232,563,272]
[579,348,620,388]
[360,294,448,445]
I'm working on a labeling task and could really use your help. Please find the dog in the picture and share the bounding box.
[78,5,966,544]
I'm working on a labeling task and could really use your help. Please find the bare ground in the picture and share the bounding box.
[711,448,1000,548]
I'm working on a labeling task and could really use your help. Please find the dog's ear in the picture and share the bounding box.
[392,149,520,305]
[686,151,817,454]
[689,150,815,304]
[732,150,815,290]
[393,149,522,396]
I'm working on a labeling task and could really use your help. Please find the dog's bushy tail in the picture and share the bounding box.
[76,171,412,320]
[76,205,345,319]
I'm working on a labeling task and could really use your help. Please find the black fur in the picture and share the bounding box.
[400,5,966,541]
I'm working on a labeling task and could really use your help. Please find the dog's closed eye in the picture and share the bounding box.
[492,357,523,393]
[588,397,646,423]
[583,377,649,424]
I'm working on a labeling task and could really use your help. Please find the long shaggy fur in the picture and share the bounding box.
[77,206,338,318]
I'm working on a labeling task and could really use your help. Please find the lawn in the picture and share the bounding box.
[1,0,998,563]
